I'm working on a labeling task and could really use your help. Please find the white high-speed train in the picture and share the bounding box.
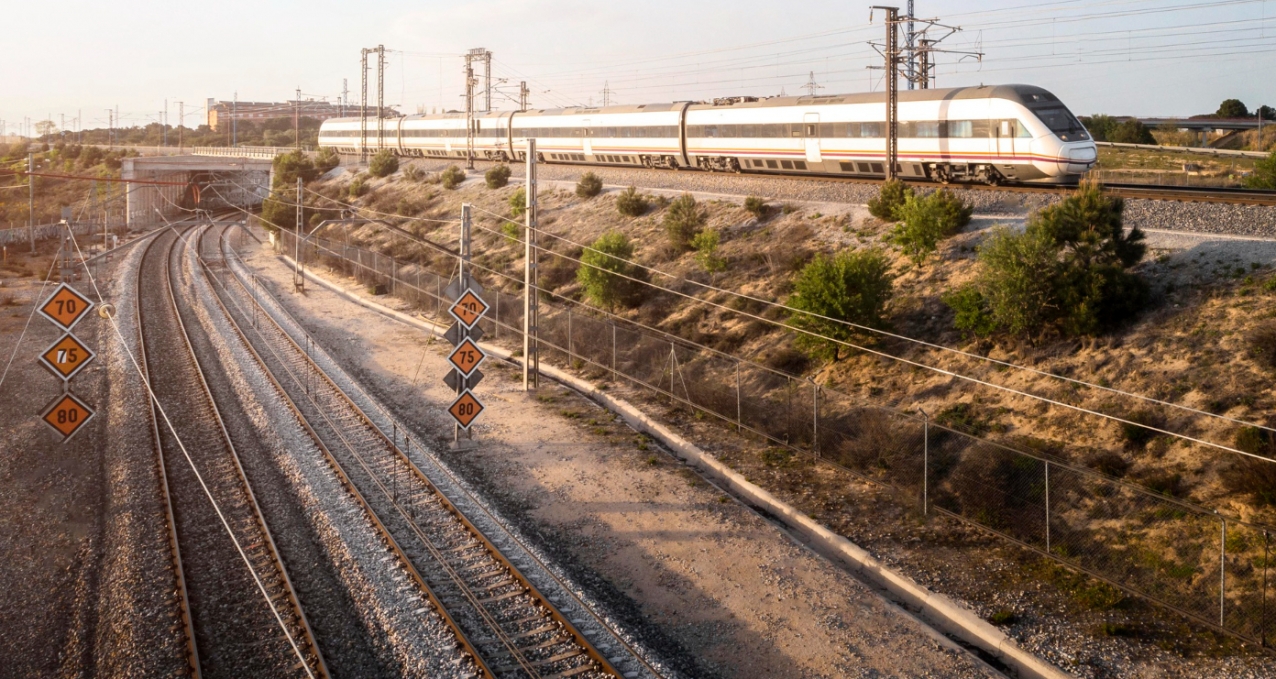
[319,84,1096,184]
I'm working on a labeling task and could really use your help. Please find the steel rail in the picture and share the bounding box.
[193,223,493,679]
[135,226,202,679]
[209,225,623,678]
[139,224,329,678]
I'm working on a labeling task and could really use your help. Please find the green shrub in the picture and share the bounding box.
[1247,150,1276,190]
[577,231,643,310]
[348,175,368,198]
[368,149,399,177]
[891,190,972,265]
[867,179,913,221]
[787,248,894,361]
[272,149,319,187]
[691,228,727,275]
[615,186,648,216]
[485,164,511,188]
[402,164,425,182]
[315,147,340,174]
[501,221,521,245]
[663,193,705,250]
[441,165,466,190]
[1107,120,1156,145]
[744,196,767,218]
[576,171,603,198]
[946,182,1148,338]
[509,186,527,218]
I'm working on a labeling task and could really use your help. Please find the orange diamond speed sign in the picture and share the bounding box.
[447,338,486,376]
[448,390,485,429]
[39,283,94,331]
[449,290,489,328]
[39,333,96,381]
[40,392,96,441]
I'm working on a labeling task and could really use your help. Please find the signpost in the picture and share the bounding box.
[443,205,487,446]
[36,281,97,443]
[443,272,488,444]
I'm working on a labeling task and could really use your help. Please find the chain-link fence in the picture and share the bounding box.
[275,227,1276,646]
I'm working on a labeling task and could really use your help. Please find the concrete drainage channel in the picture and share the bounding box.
[275,251,1075,679]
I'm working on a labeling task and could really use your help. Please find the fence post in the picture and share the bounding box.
[436,274,442,317]
[736,360,742,433]
[1045,461,1051,554]
[568,305,573,360]
[1221,516,1227,628]
[1264,530,1270,647]
[611,322,617,381]
[811,379,819,457]
[922,409,929,516]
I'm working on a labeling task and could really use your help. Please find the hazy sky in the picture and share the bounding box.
[2,0,1274,133]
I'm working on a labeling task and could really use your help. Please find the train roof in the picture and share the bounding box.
[319,85,1064,126]
[686,84,1061,111]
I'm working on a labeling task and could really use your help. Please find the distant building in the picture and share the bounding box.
[205,98,399,131]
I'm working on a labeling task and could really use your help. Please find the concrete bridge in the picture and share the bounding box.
[122,155,272,227]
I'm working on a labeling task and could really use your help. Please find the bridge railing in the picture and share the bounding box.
[192,146,311,159]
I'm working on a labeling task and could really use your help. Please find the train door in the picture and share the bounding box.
[996,119,1016,158]
[804,113,822,164]
[582,119,593,158]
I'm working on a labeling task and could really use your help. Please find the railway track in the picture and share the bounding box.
[137,225,328,679]
[198,223,634,679]
[728,167,1276,206]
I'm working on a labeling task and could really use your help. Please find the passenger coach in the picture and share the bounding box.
[318,84,1096,185]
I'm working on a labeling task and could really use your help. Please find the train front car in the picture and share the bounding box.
[685,85,1094,185]
[512,104,685,168]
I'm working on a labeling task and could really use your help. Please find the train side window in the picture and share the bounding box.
[805,124,817,137]
[970,120,991,138]
[1016,120,1032,138]
[948,120,973,138]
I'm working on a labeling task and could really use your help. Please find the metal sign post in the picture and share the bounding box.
[36,282,97,442]
[444,204,488,448]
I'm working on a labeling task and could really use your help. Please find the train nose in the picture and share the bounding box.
[1063,144,1097,173]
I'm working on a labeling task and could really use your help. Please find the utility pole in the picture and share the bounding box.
[917,39,932,89]
[871,6,901,181]
[906,0,916,91]
[601,82,611,106]
[295,87,301,150]
[464,49,478,169]
[28,154,35,253]
[484,50,492,112]
[164,99,168,146]
[803,71,823,96]
[107,109,113,148]
[376,45,386,151]
[233,91,238,147]
[519,81,529,111]
[523,139,539,390]
[360,48,369,163]
[177,101,184,150]
[341,78,348,116]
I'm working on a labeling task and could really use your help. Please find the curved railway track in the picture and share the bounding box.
[137,225,328,679]
[199,222,632,679]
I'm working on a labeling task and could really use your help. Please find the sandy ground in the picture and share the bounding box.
[236,236,1000,679]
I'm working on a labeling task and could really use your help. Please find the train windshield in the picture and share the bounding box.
[1034,107,1090,141]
